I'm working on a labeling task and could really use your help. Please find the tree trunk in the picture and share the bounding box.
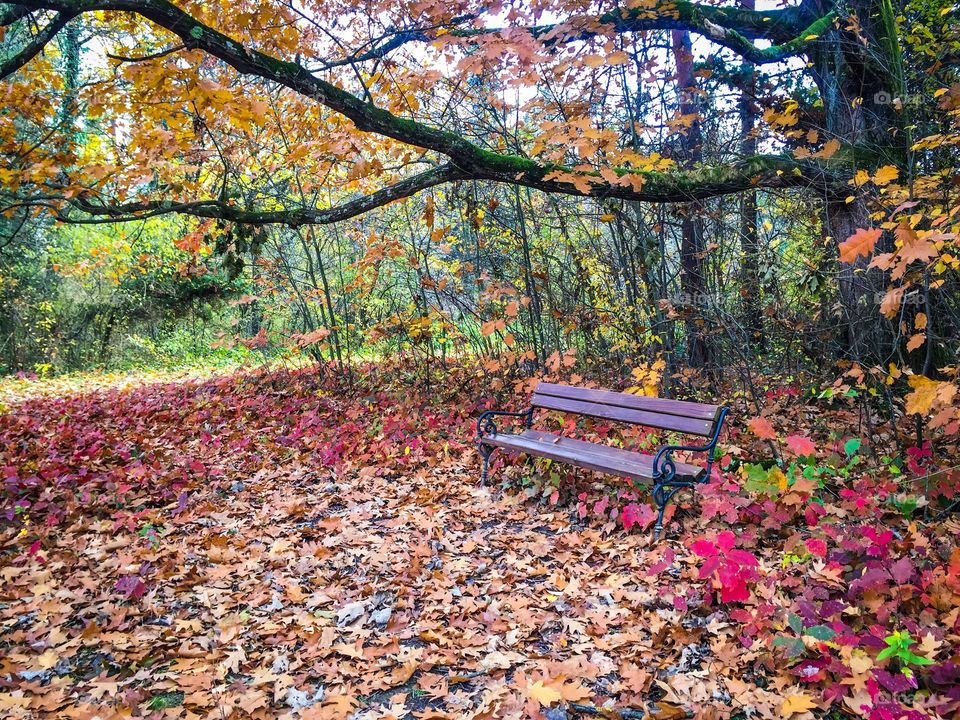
[738,0,765,351]
[824,198,888,362]
[671,30,712,369]
[248,247,263,338]
[808,0,905,362]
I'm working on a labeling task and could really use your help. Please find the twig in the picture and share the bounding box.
[569,701,670,719]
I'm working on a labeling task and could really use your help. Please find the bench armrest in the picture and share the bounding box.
[652,407,729,482]
[476,408,534,441]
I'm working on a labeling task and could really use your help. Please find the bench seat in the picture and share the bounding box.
[476,381,729,538]
[480,429,705,483]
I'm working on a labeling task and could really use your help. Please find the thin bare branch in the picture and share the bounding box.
[0,10,76,80]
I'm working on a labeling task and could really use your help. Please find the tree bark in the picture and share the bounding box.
[807,0,905,362]
[738,0,765,351]
[672,30,712,369]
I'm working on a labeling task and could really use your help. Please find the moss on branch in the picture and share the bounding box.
[15,0,845,220]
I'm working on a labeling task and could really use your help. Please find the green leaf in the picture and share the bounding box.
[804,624,836,641]
[876,646,897,662]
[888,630,911,646]
[773,636,806,657]
[844,438,862,456]
[146,691,184,710]
[744,463,780,496]
[900,651,934,666]
[788,613,804,634]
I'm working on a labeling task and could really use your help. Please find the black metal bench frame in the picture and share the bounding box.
[476,382,728,539]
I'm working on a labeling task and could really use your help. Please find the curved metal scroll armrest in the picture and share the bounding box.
[476,407,535,441]
[652,407,729,482]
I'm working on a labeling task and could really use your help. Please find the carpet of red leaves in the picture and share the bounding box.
[1,363,958,720]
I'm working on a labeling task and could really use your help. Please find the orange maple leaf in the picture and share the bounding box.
[748,416,777,440]
[302,695,359,719]
[895,224,937,265]
[906,333,926,352]
[815,138,841,159]
[838,228,882,263]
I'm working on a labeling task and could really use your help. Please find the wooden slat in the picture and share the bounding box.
[532,393,715,436]
[534,382,719,420]
[520,430,704,479]
[480,430,705,482]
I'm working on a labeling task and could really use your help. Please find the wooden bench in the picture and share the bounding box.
[476,382,728,538]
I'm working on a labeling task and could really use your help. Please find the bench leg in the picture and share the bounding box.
[653,497,668,541]
[478,444,495,485]
[651,482,696,540]
[651,483,674,541]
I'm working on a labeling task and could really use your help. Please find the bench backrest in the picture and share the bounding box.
[532,382,721,436]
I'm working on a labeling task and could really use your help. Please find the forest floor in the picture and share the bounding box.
[0,363,958,720]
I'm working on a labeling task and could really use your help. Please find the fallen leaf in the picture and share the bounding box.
[781,693,817,717]
[748,416,777,440]
[527,680,563,707]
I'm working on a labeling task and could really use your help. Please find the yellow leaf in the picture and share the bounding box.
[780,693,817,717]
[770,466,789,493]
[36,649,59,670]
[905,375,941,415]
[873,165,899,186]
[528,680,563,707]
[606,51,630,65]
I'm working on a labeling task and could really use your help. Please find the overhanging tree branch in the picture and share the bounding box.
[26,155,835,227]
[315,1,829,69]
[461,2,833,65]
[52,164,468,226]
[8,0,843,224]
[475,154,835,203]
